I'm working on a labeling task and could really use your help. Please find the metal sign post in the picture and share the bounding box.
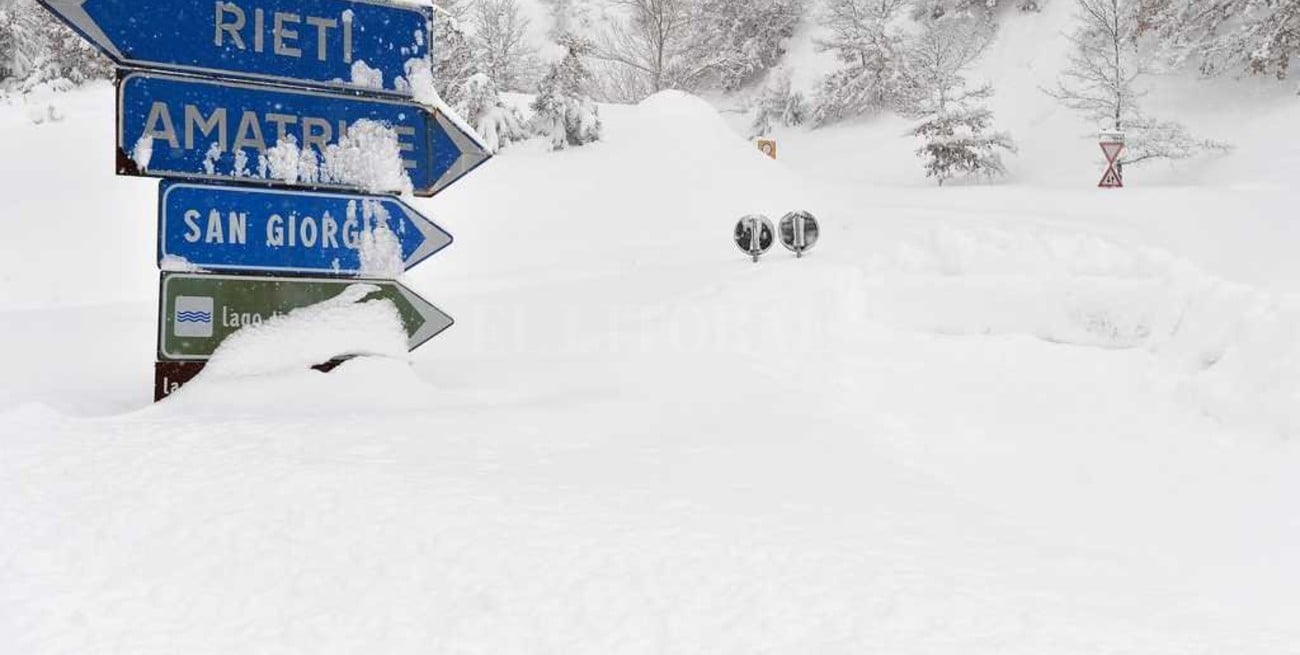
[158,182,452,276]
[118,71,489,198]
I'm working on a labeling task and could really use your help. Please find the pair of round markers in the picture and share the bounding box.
[734,211,820,262]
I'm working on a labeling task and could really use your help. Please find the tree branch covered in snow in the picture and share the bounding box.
[1154,0,1300,81]
[812,0,918,124]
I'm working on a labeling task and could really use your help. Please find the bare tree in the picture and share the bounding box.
[470,0,541,92]
[1048,0,1229,167]
[591,0,714,101]
[906,11,994,116]
[1050,0,1143,133]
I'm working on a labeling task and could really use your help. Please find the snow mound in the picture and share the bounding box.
[151,286,434,416]
[200,284,410,380]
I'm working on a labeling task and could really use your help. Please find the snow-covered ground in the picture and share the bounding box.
[3,3,1300,650]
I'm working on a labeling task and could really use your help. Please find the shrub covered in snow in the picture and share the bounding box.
[0,0,111,94]
[454,73,529,153]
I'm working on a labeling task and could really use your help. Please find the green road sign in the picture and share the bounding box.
[158,272,453,361]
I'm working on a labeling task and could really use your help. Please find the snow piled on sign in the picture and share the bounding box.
[198,284,409,381]
[255,121,412,194]
[130,135,153,170]
[401,57,487,152]
[352,200,405,278]
[350,60,384,90]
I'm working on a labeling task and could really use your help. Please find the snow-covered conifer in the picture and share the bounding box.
[532,35,603,150]
[1050,0,1229,168]
[906,14,1014,184]
[812,0,917,125]
[909,91,1015,183]
[453,73,528,154]
[748,68,807,138]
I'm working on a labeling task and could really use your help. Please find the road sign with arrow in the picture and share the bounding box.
[118,71,489,197]
[158,181,452,276]
[38,0,431,97]
[158,272,453,361]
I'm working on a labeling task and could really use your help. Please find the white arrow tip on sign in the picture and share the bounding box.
[395,283,454,349]
[398,201,453,267]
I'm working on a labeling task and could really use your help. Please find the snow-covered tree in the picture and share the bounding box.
[748,67,807,137]
[470,0,542,92]
[913,0,1046,18]
[812,0,917,125]
[1049,0,1228,168]
[533,35,603,150]
[1155,0,1300,81]
[0,0,111,92]
[432,1,479,105]
[695,0,807,91]
[540,0,596,39]
[454,73,528,153]
[906,14,1014,183]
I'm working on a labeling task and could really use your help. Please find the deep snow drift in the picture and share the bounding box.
[1,82,1298,653]
[3,6,1300,649]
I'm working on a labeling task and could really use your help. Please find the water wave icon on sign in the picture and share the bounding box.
[173,296,214,338]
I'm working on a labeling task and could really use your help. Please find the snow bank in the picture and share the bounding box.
[151,285,429,415]
[861,225,1300,435]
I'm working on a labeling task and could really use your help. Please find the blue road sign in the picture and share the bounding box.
[37,0,431,96]
[118,71,489,197]
[158,181,453,276]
